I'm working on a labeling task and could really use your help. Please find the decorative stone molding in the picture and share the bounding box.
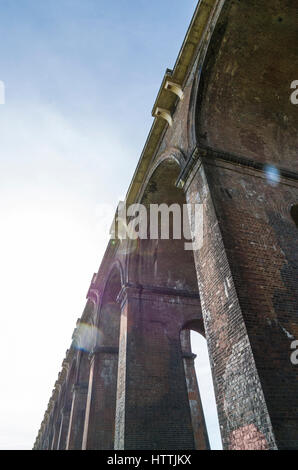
[182,352,197,361]
[176,146,203,189]
[154,107,173,127]
[86,272,100,305]
[116,282,202,311]
[165,80,184,100]
[55,381,62,393]
[62,358,70,373]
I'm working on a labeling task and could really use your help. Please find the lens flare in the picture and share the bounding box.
[72,323,103,353]
[264,164,280,186]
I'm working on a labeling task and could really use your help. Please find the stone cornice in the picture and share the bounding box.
[33,347,76,449]
[200,146,298,183]
[116,282,201,310]
[86,273,100,305]
[176,145,298,191]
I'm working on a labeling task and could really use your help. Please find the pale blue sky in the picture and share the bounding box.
[0,0,222,450]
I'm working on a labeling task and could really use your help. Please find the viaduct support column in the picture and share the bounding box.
[51,416,61,450]
[66,382,88,449]
[82,347,119,449]
[181,154,278,450]
[114,284,206,450]
[57,406,71,450]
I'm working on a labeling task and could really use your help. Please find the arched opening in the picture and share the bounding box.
[65,349,90,450]
[58,360,76,450]
[196,0,298,172]
[290,204,298,228]
[56,383,66,449]
[180,321,222,450]
[50,402,58,450]
[98,268,122,349]
[129,156,198,292]
[190,331,222,450]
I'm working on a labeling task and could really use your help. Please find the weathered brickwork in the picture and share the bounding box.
[33,0,297,450]
[183,162,278,450]
[200,160,298,449]
[198,0,298,172]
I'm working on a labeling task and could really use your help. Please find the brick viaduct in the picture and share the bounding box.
[33,0,298,450]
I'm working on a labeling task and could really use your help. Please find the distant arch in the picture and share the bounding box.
[127,155,198,291]
[195,0,298,170]
[82,264,122,450]
[97,265,122,347]
[141,148,186,193]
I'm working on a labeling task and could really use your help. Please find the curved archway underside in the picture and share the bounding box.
[197,0,298,172]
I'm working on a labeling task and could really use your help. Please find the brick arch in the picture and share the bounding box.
[127,154,199,291]
[82,264,123,450]
[65,348,91,450]
[96,261,124,318]
[179,326,210,450]
[195,0,298,171]
[182,318,205,337]
[97,265,122,347]
[64,358,77,410]
[179,316,222,450]
[141,148,186,194]
[50,401,59,449]
[56,358,76,449]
